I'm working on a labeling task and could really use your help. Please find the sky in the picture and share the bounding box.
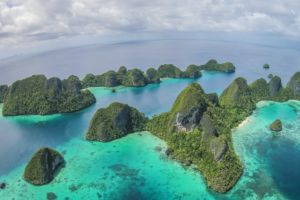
[0,0,300,57]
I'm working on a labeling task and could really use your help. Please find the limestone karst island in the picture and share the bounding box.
[0,1,300,200]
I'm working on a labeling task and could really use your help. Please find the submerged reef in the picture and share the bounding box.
[2,75,95,116]
[85,102,147,142]
[23,147,65,185]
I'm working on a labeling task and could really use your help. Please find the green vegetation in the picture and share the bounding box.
[147,83,243,193]
[81,71,120,88]
[86,102,147,142]
[23,147,64,185]
[199,59,236,73]
[0,85,8,103]
[81,59,235,88]
[146,72,300,193]
[121,68,148,87]
[268,76,282,97]
[250,78,270,102]
[157,64,186,78]
[263,63,270,69]
[146,68,160,83]
[2,75,95,116]
[268,73,274,79]
[185,65,202,78]
[269,119,282,132]
[219,77,254,108]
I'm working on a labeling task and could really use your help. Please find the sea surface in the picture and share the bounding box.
[1,38,300,85]
[0,39,300,199]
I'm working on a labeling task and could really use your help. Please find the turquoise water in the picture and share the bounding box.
[0,132,217,200]
[0,73,300,199]
[229,101,300,200]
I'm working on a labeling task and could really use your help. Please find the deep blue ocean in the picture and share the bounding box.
[0,38,299,199]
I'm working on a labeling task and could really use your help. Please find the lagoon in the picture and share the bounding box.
[0,39,300,199]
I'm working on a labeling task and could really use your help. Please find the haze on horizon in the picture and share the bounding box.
[0,0,300,58]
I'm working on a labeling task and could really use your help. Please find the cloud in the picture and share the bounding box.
[0,0,300,47]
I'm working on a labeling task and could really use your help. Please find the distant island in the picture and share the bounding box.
[81,59,235,88]
[0,59,235,116]
[85,72,300,193]
[263,63,270,69]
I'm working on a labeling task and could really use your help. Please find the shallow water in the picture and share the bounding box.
[0,132,217,200]
[1,98,300,200]
[230,101,300,200]
[0,38,300,199]
[0,74,232,177]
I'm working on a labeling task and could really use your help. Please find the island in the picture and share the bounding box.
[268,73,273,79]
[147,83,243,193]
[269,119,282,132]
[2,75,96,116]
[0,59,235,117]
[146,72,300,192]
[263,64,270,69]
[82,72,300,193]
[81,59,235,88]
[199,59,236,73]
[23,147,65,185]
[85,102,147,142]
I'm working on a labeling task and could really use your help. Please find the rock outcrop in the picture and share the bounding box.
[85,102,147,142]
[268,76,282,97]
[287,72,300,96]
[210,137,228,161]
[23,147,64,185]
[270,119,282,132]
[170,83,209,132]
[200,113,218,141]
